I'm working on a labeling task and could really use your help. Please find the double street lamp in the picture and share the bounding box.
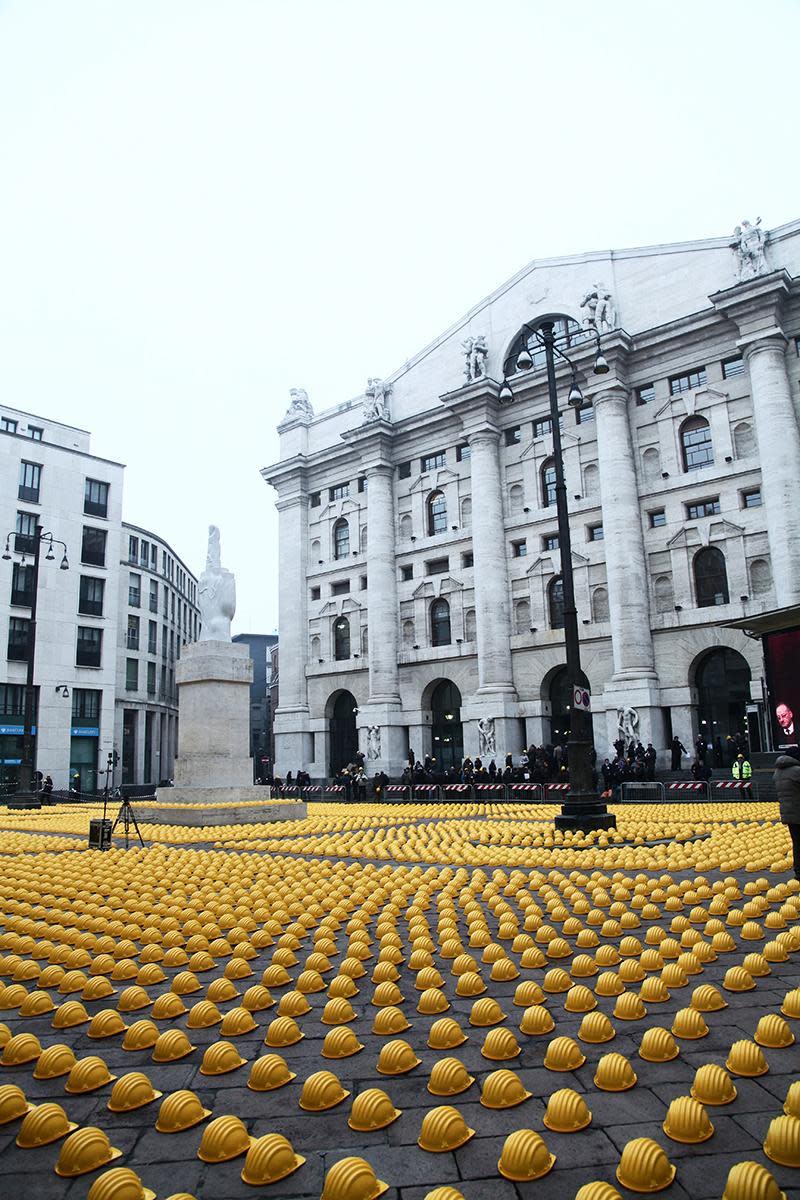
[500,319,616,831]
[2,525,69,794]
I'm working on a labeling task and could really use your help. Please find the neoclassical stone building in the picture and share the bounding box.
[263,218,800,778]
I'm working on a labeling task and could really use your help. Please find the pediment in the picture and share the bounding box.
[409,467,460,493]
[319,601,337,616]
[438,575,464,594]
[413,581,435,599]
[341,597,362,613]
[709,518,745,541]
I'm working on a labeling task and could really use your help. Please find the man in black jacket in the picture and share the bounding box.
[774,754,800,879]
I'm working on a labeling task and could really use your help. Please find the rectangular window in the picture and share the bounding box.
[127,615,140,650]
[84,478,109,518]
[421,451,446,472]
[461,551,474,569]
[686,498,721,519]
[140,539,149,567]
[128,535,138,563]
[310,585,321,600]
[533,415,563,438]
[0,683,25,717]
[722,356,745,379]
[148,620,157,655]
[28,426,43,441]
[72,688,100,721]
[147,662,156,695]
[163,589,169,617]
[669,367,707,395]
[400,565,413,582]
[543,533,560,551]
[81,527,107,567]
[331,580,351,596]
[76,626,102,667]
[649,509,666,528]
[78,576,105,616]
[1,416,18,433]
[161,625,168,658]
[15,512,37,554]
[149,580,158,612]
[504,426,521,446]
[426,557,449,575]
[18,461,41,502]
[310,491,321,508]
[456,443,471,462]
[150,544,157,570]
[588,523,604,541]
[128,572,141,607]
[7,617,30,661]
[636,383,655,405]
[742,488,762,508]
[160,665,167,696]
[10,563,34,607]
[329,483,349,501]
[125,658,139,691]
[512,539,527,558]
[171,591,175,619]
[359,575,367,590]
[576,404,595,425]
[397,461,411,479]
[357,477,367,494]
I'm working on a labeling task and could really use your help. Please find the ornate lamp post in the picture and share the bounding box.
[499,319,616,831]
[2,525,69,794]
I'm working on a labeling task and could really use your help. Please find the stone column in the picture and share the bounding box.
[468,428,515,695]
[594,387,657,681]
[743,336,800,605]
[272,490,310,773]
[366,465,401,704]
[594,386,664,752]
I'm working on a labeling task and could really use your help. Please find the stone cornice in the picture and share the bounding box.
[709,269,795,341]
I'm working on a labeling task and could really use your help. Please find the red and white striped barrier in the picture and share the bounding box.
[326,785,345,795]
[303,786,323,795]
[545,784,570,792]
[412,784,438,794]
[443,784,470,793]
[475,784,505,793]
[715,781,753,790]
[513,784,540,793]
[385,785,408,794]
[667,782,706,791]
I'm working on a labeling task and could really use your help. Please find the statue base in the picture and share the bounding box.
[145,787,306,826]
[555,791,617,832]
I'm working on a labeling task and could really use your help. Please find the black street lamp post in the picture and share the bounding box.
[3,524,69,794]
[500,319,616,831]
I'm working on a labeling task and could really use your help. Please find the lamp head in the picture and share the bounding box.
[2,542,10,561]
[593,352,610,375]
[568,382,584,408]
[498,380,514,404]
[59,555,69,571]
[515,347,533,372]
[45,544,55,560]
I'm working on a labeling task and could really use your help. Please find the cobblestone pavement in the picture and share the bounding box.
[0,802,797,1199]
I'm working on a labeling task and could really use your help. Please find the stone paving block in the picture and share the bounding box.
[578,1084,666,1128]
[675,1149,795,1200]
[605,1112,761,1158]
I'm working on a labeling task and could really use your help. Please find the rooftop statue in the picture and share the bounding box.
[732,218,768,279]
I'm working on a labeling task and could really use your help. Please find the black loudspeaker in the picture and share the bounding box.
[88,818,112,851]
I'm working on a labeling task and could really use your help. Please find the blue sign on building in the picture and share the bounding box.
[70,727,100,737]
[0,725,36,736]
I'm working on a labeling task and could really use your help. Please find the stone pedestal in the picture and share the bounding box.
[155,640,305,821]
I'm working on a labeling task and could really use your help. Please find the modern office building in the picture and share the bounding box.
[232,632,278,780]
[263,216,800,778]
[0,407,198,791]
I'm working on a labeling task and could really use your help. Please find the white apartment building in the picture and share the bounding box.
[0,408,198,791]
[263,217,800,779]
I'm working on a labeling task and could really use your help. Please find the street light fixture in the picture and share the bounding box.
[2,525,70,795]
[500,319,615,832]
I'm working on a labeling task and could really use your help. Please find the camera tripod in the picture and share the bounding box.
[100,751,145,848]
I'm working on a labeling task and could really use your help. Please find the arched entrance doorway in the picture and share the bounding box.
[547,665,593,747]
[695,648,751,746]
[329,691,358,774]
[430,680,463,772]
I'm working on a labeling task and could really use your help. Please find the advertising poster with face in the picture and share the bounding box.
[764,628,800,751]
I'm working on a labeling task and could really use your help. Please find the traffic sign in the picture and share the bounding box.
[573,686,591,711]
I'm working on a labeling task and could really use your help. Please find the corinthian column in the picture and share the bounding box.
[743,336,800,605]
[468,428,515,695]
[594,387,657,681]
[366,463,400,703]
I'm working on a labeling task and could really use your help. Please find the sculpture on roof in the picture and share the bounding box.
[285,387,313,420]
[363,377,392,423]
[198,525,236,642]
[462,334,489,383]
[580,283,617,332]
[732,218,768,279]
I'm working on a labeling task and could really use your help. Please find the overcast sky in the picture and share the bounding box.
[1,0,797,633]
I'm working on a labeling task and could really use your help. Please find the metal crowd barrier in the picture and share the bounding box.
[666,780,712,802]
[712,780,757,800]
[620,782,666,804]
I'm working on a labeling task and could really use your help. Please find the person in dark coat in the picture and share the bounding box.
[670,736,687,771]
[774,754,800,879]
[643,743,657,781]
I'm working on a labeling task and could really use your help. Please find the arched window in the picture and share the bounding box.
[504,315,590,377]
[333,518,350,559]
[548,576,565,629]
[399,514,413,540]
[333,616,350,660]
[541,459,557,507]
[310,635,321,660]
[694,547,729,607]
[402,619,415,646]
[360,625,369,656]
[583,463,599,498]
[464,608,476,642]
[681,417,714,472]
[311,538,321,562]
[750,557,772,595]
[427,491,447,536]
[460,497,472,527]
[360,524,368,553]
[430,598,451,646]
[654,575,674,613]
[514,598,531,634]
[733,421,756,459]
[642,447,661,484]
[508,484,524,516]
[591,587,609,622]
